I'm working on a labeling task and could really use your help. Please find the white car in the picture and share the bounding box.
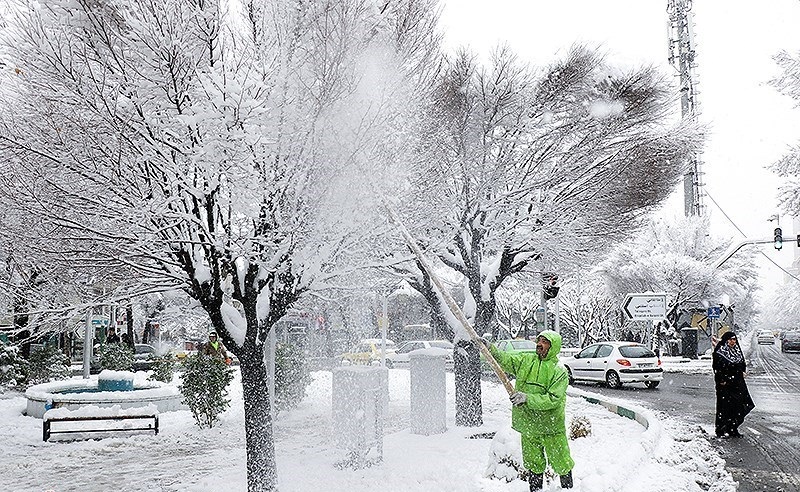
[562,342,663,389]
[385,340,454,369]
[756,329,775,345]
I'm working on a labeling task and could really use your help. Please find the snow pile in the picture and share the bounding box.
[98,370,135,382]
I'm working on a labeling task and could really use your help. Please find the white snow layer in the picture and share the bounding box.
[98,370,135,382]
[220,301,247,347]
[1,367,735,491]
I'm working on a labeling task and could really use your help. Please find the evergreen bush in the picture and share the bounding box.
[180,353,234,428]
[274,343,311,411]
[569,415,592,440]
[0,343,28,390]
[25,344,71,385]
[99,343,135,371]
[148,353,176,383]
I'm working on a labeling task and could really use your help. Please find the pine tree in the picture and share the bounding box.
[25,345,70,385]
[0,343,28,390]
[180,354,234,429]
[274,344,311,412]
[148,354,176,383]
[98,343,134,372]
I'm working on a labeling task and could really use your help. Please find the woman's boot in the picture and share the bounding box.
[560,470,573,489]
[529,473,544,491]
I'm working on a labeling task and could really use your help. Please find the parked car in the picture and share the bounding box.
[493,338,538,354]
[385,340,454,369]
[561,342,663,389]
[340,338,397,365]
[757,329,775,345]
[481,338,538,377]
[781,331,800,353]
[132,344,158,371]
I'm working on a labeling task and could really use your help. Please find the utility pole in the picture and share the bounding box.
[667,0,704,216]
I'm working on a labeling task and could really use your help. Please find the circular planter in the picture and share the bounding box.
[25,379,184,419]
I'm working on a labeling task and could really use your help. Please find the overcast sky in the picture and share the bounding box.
[438,0,800,300]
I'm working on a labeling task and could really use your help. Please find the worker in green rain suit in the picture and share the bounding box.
[489,330,574,490]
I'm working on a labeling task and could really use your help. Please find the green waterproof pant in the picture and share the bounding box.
[521,433,575,476]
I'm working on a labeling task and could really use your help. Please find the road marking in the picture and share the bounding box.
[746,426,761,436]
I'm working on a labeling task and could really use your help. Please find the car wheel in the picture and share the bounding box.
[645,380,659,389]
[605,370,622,389]
[385,359,393,369]
[566,367,575,385]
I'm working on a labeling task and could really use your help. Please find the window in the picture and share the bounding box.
[576,345,599,359]
[596,345,613,358]
[618,345,656,358]
[510,340,537,351]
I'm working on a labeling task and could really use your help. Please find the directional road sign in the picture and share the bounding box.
[622,293,667,321]
[707,306,721,319]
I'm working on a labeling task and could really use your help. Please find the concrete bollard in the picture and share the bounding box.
[331,366,388,468]
[409,350,447,435]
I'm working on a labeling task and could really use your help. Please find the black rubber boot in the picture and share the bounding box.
[560,471,573,489]
[529,473,544,491]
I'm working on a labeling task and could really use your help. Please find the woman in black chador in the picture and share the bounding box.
[712,331,755,437]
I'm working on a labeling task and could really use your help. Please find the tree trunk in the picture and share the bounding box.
[239,349,277,492]
[126,304,134,348]
[453,339,482,426]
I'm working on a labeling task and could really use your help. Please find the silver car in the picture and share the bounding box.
[757,330,775,345]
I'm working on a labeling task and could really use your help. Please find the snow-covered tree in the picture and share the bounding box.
[0,0,440,489]
[759,279,800,331]
[771,50,800,212]
[557,276,622,348]
[598,215,760,333]
[393,46,703,426]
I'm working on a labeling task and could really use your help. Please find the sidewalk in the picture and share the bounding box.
[1,368,735,491]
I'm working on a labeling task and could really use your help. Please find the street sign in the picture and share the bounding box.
[622,293,667,321]
[707,306,721,319]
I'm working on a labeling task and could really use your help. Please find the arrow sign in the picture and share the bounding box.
[622,293,667,321]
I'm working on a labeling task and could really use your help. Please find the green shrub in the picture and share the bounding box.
[25,344,71,385]
[275,343,311,411]
[180,353,234,428]
[0,343,28,390]
[148,353,176,383]
[99,343,134,371]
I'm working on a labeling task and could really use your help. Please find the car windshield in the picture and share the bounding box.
[785,332,800,341]
[510,340,537,350]
[618,345,656,358]
[430,341,453,349]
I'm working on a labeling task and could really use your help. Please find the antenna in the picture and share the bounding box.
[667,0,704,216]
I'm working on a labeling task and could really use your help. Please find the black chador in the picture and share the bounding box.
[712,331,754,437]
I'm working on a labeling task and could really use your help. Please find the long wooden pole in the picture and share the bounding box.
[385,206,516,396]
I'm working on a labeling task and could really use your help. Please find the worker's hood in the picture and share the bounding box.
[537,330,562,362]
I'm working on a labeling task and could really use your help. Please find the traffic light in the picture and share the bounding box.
[774,227,783,250]
[542,273,560,300]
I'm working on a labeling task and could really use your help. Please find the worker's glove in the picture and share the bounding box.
[510,391,527,407]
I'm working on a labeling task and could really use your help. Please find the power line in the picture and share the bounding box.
[704,189,800,283]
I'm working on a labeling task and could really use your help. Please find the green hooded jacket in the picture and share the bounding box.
[489,330,569,437]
